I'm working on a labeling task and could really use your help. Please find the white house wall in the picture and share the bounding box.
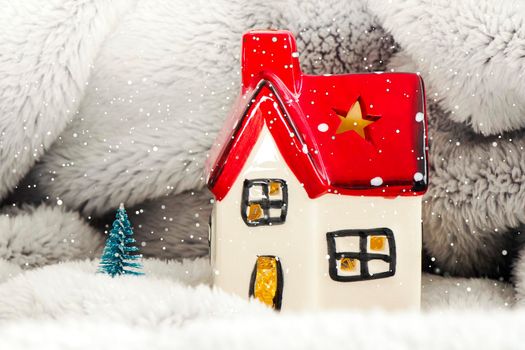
[212,125,422,311]
[314,194,421,310]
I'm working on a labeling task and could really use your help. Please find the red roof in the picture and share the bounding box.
[206,30,428,201]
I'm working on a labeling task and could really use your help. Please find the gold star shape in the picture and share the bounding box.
[335,100,378,139]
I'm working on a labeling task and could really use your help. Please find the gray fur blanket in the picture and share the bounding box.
[2,0,525,347]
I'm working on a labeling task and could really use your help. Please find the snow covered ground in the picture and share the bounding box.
[0,258,521,349]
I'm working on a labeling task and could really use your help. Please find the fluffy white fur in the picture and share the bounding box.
[0,259,513,319]
[123,190,213,259]
[421,274,514,310]
[0,0,136,201]
[0,205,103,268]
[3,312,525,350]
[512,249,525,306]
[0,259,519,349]
[0,260,22,284]
[0,259,247,323]
[369,0,525,135]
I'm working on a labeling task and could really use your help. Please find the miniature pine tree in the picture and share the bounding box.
[98,203,143,277]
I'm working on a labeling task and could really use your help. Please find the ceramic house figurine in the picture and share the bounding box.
[206,30,428,311]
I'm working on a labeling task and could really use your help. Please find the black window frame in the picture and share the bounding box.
[326,228,396,282]
[241,179,288,226]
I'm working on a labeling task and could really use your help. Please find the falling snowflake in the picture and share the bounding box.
[370,177,383,186]
[413,172,424,182]
[317,123,329,132]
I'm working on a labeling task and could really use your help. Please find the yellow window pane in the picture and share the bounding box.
[340,257,357,271]
[247,203,263,221]
[370,236,386,251]
[269,181,281,195]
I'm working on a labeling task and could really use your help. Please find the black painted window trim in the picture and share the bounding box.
[326,228,396,282]
[241,179,288,226]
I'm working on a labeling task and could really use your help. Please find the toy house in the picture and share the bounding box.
[206,30,428,311]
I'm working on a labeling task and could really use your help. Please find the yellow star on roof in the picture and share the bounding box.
[335,100,377,139]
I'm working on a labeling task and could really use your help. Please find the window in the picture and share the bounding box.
[326,228,396,282]
[241,179,288,226]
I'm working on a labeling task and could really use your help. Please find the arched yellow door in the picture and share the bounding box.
[249,256,283,310]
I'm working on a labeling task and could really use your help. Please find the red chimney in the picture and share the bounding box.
[241,30,302,96]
